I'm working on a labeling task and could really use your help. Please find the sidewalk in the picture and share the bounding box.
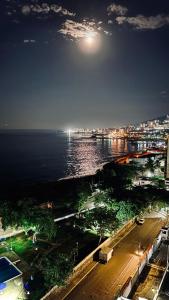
[0,227,24,239]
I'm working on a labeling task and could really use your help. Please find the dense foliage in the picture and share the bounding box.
[75,158,169,243]
[40,253,74,288]
[0,155,168,293]
[0,198,57,240]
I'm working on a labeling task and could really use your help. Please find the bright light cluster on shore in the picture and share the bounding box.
[67,129,72,134]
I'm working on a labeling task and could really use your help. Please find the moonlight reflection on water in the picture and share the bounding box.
[66,137,130,177]
[0,131,152,184]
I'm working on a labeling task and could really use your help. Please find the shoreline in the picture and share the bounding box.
[0,148,165,201]
[58,148,165,183]
[58,161,112,182]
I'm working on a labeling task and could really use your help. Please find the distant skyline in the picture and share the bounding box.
[0,0,169,129]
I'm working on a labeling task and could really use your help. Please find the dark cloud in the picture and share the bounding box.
[116,14,169,30]
[107,3,128,16]
[21,3,76,17]
[23,39,36,43]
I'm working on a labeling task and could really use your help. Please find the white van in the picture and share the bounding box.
[99,247,113,263]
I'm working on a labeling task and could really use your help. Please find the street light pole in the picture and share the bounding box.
[76,241,79,257]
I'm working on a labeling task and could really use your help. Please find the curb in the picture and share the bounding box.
[61,261,99,300]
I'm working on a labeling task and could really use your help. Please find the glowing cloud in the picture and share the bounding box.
[58,19,111,41]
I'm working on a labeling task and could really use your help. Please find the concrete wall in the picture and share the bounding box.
[147,245,154,262]
[139,256,146,274]
[120,231,162,299]
[121,277,132,298]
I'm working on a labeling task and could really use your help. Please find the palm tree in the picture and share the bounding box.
[143,157,156,177]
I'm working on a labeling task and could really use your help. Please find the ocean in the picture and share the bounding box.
[0,130,138,185]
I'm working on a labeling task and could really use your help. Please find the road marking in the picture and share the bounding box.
[111,256,137,290]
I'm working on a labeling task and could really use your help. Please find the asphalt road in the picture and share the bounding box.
[64,218,164,300]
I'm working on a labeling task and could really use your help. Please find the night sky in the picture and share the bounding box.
[0,0,169,129]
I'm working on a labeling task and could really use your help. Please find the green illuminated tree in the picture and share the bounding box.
[115,201,136,224]
[83,207,118,244]
[0,199,57,241]
[75,191,90,213]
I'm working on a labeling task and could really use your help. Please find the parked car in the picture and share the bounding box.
[136,217,145,225]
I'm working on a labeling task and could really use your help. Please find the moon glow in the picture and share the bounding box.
[78,32,101,54]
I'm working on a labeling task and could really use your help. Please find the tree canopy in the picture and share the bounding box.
[0,198,57,240]
[40,253,74,288]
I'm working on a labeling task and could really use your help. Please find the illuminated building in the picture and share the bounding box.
[165,136,169,189]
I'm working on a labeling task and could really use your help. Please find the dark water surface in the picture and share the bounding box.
[0,130,139,185]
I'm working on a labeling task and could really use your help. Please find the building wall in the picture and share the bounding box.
[165,136,169,179]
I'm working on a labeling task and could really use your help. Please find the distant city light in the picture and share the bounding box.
[67,129,73,135]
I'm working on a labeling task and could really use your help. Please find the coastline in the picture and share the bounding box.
[0,157,117,202]
[1,130,165,195]
[58,161,112,182]
[0,146,165,202]
[58,147,165,183]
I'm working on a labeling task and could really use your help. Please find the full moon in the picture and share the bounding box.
[78,32,101,54]
[85,35,95,45]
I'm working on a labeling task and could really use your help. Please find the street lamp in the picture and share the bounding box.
[73,242,79,262]
[76,241,79,257]
[135,242,143,256]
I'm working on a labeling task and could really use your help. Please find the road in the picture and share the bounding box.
[54,203,104,223]
[63,218,164,300]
